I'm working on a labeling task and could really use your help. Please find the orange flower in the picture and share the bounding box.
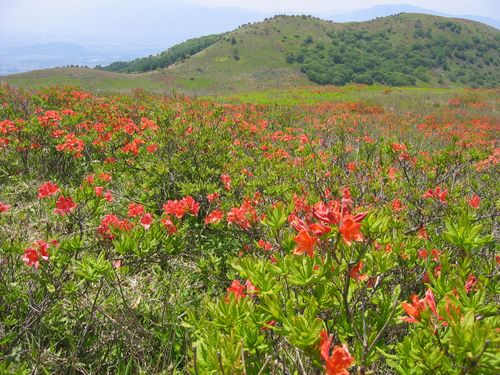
[54,195,77,216]
[38,181,59,199]
[313,201,341,225]
[220,173,231,191]
[422,186,447,203]
[339,216,363,246]
[161,217,177,234]
[226,280,246,300]
[293,229,318,257]
[464,274,478,293]
[140,213,153,230]
[204,209,224,224]
[392,199,403,211]
[128,203,145,218]
[206,192,220,203]
[349,261,367,281]
[469,194,480,209]
[0,201,11,213]
[401,294,425,323]
[401,289,440,324]
[319,330,354,375]
[309,223,332,236]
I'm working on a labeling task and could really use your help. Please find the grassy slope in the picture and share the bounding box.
[161,16,327,94]
[2,14,498,95]
[213,85,500,115]
[1,68,166,93]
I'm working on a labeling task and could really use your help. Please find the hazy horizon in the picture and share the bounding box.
[1,1,498,75]
[1,1,498,37]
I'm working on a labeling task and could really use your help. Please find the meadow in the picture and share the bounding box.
[0,84,498,374]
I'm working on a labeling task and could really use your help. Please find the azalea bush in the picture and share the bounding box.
[0,84,498,374]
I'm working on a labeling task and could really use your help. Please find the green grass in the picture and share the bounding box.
[213,85,499,115]
[2,68,166,93]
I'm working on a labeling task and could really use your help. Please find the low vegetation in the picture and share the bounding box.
[0,84,498,373]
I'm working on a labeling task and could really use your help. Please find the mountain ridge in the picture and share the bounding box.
[3,13,499,94]
[328,4,500,29]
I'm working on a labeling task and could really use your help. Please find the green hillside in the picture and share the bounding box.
[162,14,499,90]
[295,14,500,87]
[101,33,225,73]
[3,14,499,94]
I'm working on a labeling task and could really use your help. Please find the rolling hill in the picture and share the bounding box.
[328,4,500,29]
[3,13,500,94]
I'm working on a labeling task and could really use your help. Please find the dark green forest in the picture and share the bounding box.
[101,33,225,73]
[289,18,500,87]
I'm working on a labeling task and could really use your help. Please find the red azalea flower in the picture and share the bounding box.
[257,239,273,251]
[140,213,153,229]
[392,199,403,211]
[163,196,200,219]
[204,209,224,224]
[0,201,11,213]
[245,279,258,295]
[128,203,145,218]
[313,201,341,225]
[309,223,332,236]
[469,194,480,209]
[206,192,220,203]
[161,217,177,234]
[346,162,357,172]
[146,143,158,153]
[402,289,440,324]
[425,289,438,317]
[401,294,425,323]
[349,261,368,281]
[313,196,366,246]
[418,249,428,259]
[423,186,447,203]
[85,174,95,185]
[104,190,113,202]
[418,227,429,240]
[38,181,60,199]
[226,280,246,300]
[34,240,50,261]
[227,199,258,230]
[95,186,103,197]
[339,216,364,246]
[464,274,478,293]
[288,213,309,232]
[319,330,354,375]
[22,247,39,268]
[99,172,112,182]
[183,196,200,215]
[22,240,52,269]
[220,173,231,191]
[293,229,318,258]
[54,195,77,215]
